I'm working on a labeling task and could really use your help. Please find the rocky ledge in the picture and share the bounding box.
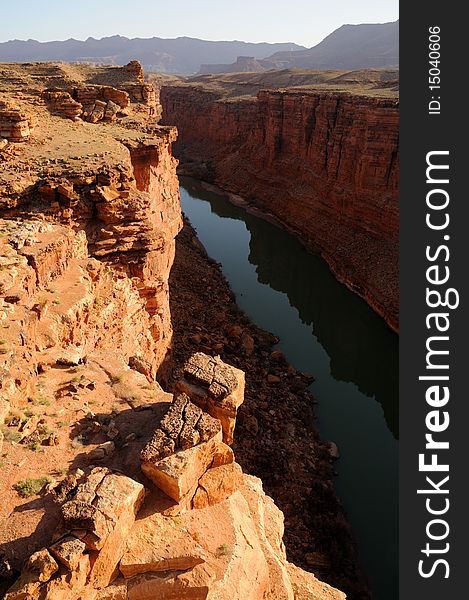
[4,354,345,600]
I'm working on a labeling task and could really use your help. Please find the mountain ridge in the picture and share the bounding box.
[0,35,305,75]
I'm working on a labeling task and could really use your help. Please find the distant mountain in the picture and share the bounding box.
[0,36,305,75]
[199,56,266,75]
[200,21,399,74]
[265,21,398,70]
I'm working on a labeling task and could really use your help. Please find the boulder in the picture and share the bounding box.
[49,536,86,571]
[128,355,152,379]
[119,511,206,578]
[327,441,340,460]
[140,394,221,464]
[140,393,224,503]
[60,469,144,589]
[141,432,222,504]
[104,100,120,121]
[27,549,59,582]
[192,462,242,509]
[3,549,59,600]
[55,348,83,366]
[240,332,255,355]
[175,353,245,445]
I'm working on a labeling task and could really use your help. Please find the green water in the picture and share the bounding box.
[179,176,398,600]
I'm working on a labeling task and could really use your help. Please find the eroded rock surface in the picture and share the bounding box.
[176,352,245,444]
[140,393,221,463]
[0,97,38,141]
[140,392,224,504]
[5,370,345,600]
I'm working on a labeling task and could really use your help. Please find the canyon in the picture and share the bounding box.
[0,61,351,600]
[160,71,399,331]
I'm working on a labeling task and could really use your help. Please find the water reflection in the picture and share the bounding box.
[181,176,398,438]
[179,176,398,600]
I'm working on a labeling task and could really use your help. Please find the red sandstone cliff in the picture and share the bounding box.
[160,85,399,331]
[0,63,183,569]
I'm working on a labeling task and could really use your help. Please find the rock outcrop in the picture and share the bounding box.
[0,130,181,412]
[0,64,181,415]
[160,84,399,331]
[42,78,160,123]
[0,97,37,141]
[0,63,181,577]
[5,353,345,600]
[140,394,224,505]
[4,468,145,600]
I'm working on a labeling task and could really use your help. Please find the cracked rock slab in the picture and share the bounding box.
[141,432,222,504]
[183,352,237,400]
[140,393,221,464]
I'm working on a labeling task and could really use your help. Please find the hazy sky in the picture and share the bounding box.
[1,0,398,48]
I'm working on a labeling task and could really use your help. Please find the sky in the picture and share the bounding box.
[1,0,398,48]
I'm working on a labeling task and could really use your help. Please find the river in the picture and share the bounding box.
[179,176,398,600]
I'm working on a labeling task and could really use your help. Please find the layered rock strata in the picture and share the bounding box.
[0,97,38,141]
[42,78,160,123]
[160,84,399,330]
[0,64,182,573]
[0,65,181,421]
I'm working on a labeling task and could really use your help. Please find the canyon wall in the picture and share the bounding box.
[0,133,181,409]
[160,85,399,331]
